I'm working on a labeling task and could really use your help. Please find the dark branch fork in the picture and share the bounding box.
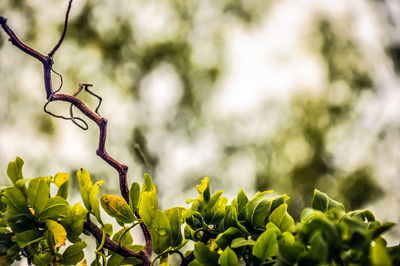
[0,1,153,264]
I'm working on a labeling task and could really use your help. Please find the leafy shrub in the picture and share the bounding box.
[0,157,399,265]
[0,2,399,265]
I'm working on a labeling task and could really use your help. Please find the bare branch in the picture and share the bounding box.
[84,221,151,265]
[48,0,74,58]
[0,16,47,64]
[0,16,54,98]
[0,2,154,260]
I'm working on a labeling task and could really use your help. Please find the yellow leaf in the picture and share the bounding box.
[45,219,67,248]
[90,180,104,223]
[100,194,135,223]
[54,172,69,187]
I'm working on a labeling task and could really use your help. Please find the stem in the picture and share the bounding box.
[0,3,153,261]
[48,0,73,58]
[84,221,151,266]
[117,223,139,246]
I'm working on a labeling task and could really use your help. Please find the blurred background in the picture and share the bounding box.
[1,0,400,244]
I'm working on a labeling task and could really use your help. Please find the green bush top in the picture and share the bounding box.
[1,157,399,265]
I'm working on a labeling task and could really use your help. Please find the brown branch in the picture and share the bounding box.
[84,221,151,266]
[0,17,47,64]
[0,16,54,99]
[0,4,153,261]
[181,252,194,266]
[49,93,131,201]
[48,0,73,58]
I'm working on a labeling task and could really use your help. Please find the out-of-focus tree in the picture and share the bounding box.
[0,0,398,229]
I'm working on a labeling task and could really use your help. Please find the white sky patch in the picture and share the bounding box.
[139,63,183,126]
[211,0,329,116]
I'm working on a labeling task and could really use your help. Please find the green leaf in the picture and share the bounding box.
[309,231,328,262]
[45,219,67,248]
[33,253,54,265]
[112,228,133,246]
[370,237,392,266]
[165,207,184,247]
[59,241,87,265]
[62,203,88,243]
[193,242,219,266]
[370,222,396,240]
[54,172,70,199]
[129,182,140,213]
[6,244,21,264]
[236,188,248,220]
[108,253,124,265]
[77,168,93,211]
[230,237,255,248]
[204,196,228,225]
[120,257,142,265]
[6,215,35,233]
[266,221,281,232]
[37,196,69,220]
[312,189,345,212]
[104,223,113,237]
[90,180,104,223]
[142,173,153,192]
[184,224,196,240]
[189,196,206,214]
[216,227,243,250]
[108,253,142,265]
[128,245,145,252]
[229,207,250,236]
[185,210,203,230]
[2,187,29,216]
[245,197,272,229]
[269,203,294,232]
[253,228,278,262]
[218,247,238,266]
[27,177,50,214]
[308,217,340,248]
[0,234,14,256]
[277,232,305,264]
[13,230,44,248]
[7,157,26,193]
[188,260,202,266]
[206,191,224,210]
[100,194,136,224]
[152,210,172,254]
[196,177,211,202]
[271,194,290,212]
[222,206,236,230]
[138,187,158,227]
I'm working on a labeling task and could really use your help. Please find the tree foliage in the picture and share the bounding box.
[0,1,399,265]
[0,158,399,265]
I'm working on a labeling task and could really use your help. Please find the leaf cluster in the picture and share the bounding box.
[1,157,399,266]
[0,157,87,265]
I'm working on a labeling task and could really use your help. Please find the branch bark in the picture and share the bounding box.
[84,221,151,265]
[0,2,153,262]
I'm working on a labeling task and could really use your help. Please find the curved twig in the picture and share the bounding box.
[48,0,73,58]
[0,3,153,262]
[84,221,151,265]
[44,70,89,130]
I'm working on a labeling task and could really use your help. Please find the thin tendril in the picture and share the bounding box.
[44,68,89,130]
[51,68,63,95]
[84,86,102,115]
[48,0,73,57]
